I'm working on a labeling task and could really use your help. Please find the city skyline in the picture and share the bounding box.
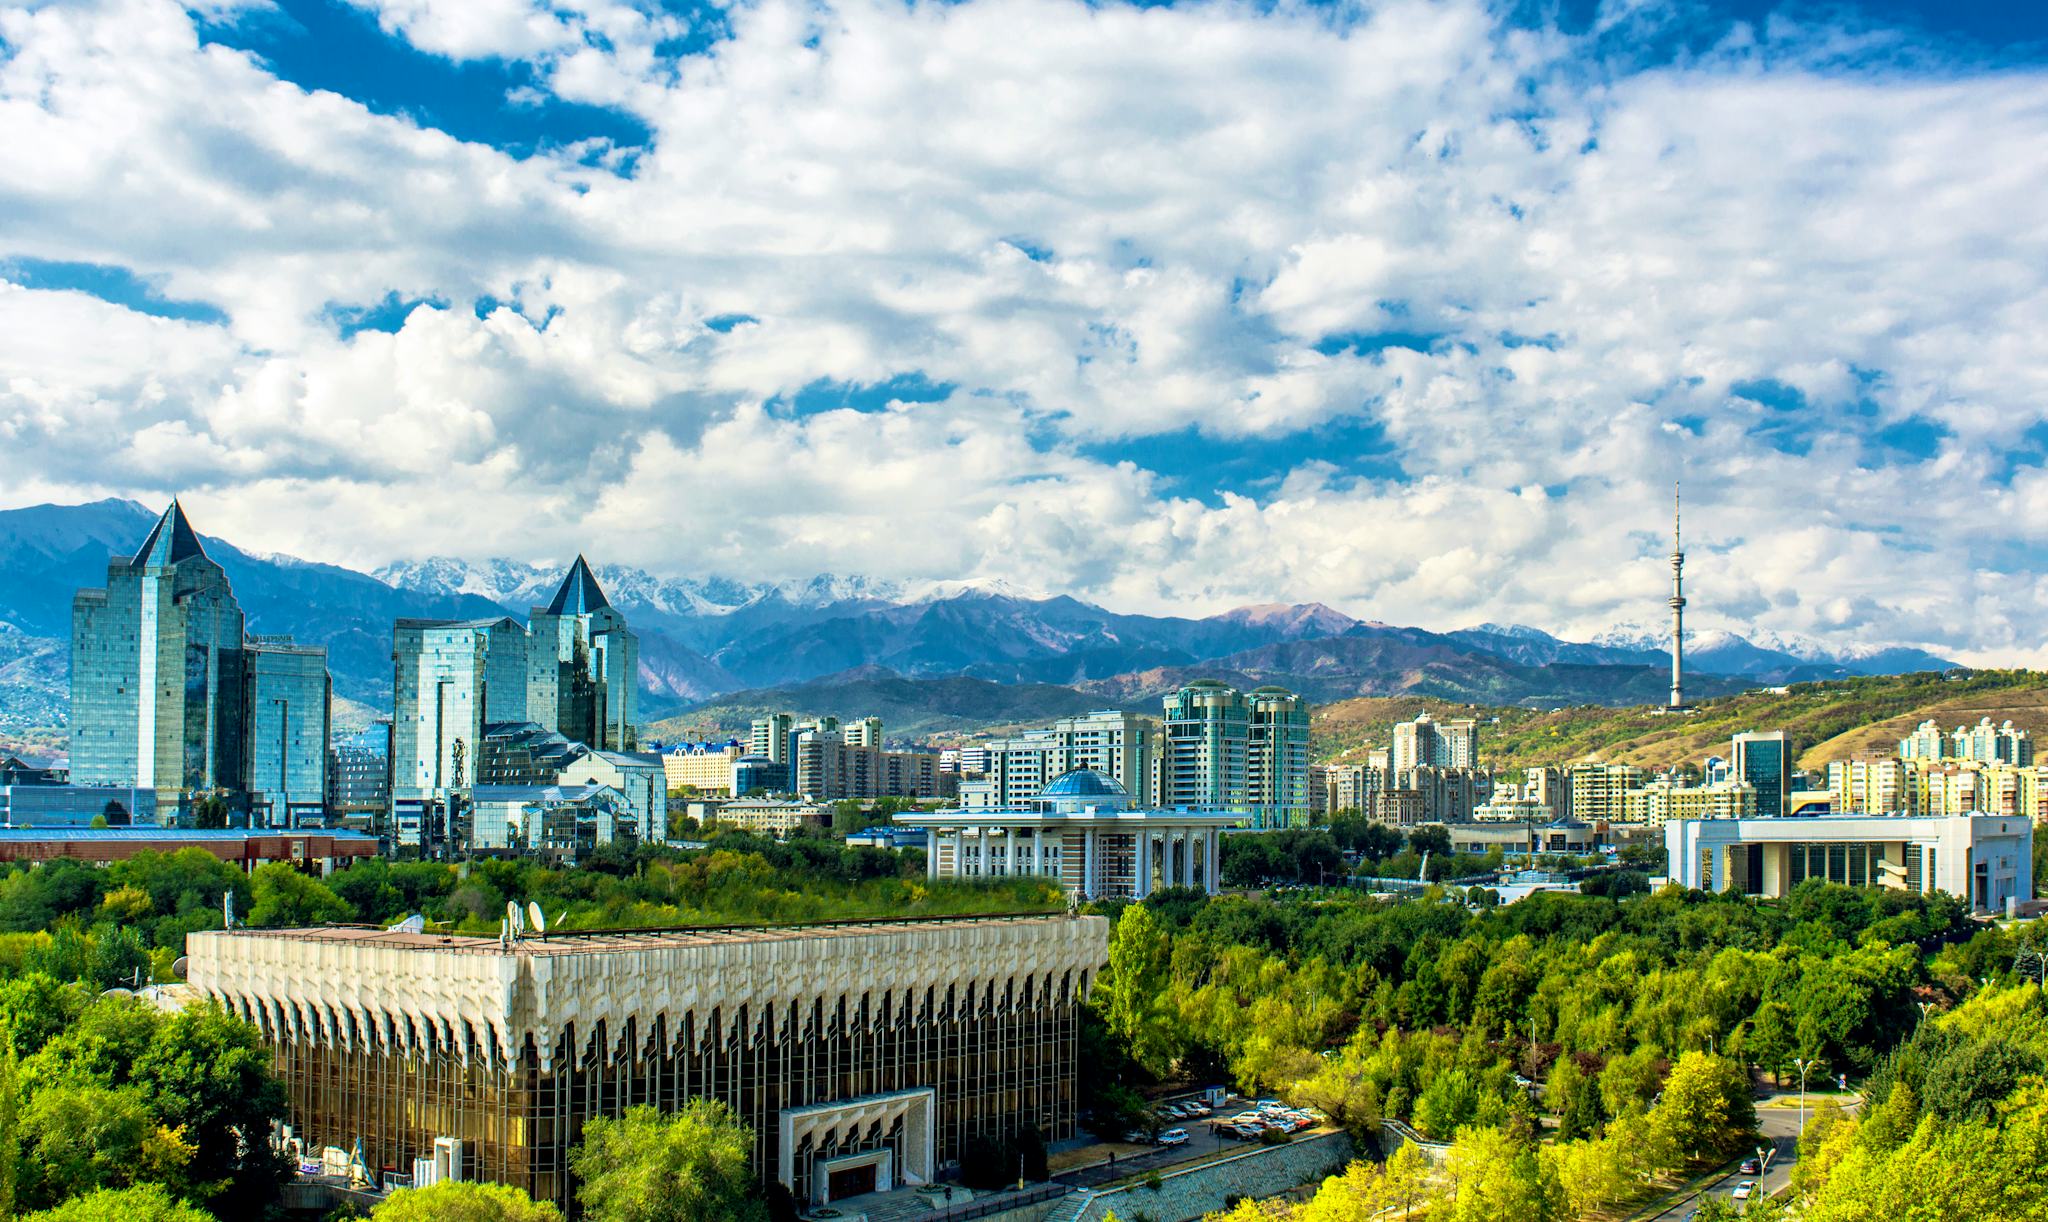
[5,0,2047,668]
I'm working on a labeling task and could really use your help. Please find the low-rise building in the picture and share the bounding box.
[0,783,158,826]
[469,784,633,859]
[0,826,374,871]
[1664,814,2031,909]
[187,913,1107,1211]
[688,798,832,836]
[661,742,743,795]
[1619,778,1757,825]
[557,750,668,842]
[898,770,1239,900]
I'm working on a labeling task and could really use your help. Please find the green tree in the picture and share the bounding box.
[569,1100,766,1222]
[19,1184,214,1222]
[1102,903,1179,1075]
[1545,1056,1601,1141]
[130,1003,292,1215]
[1443,1126,1562,1222]
[1652,1052,1756,1163]
[246,864,351,927]
[372,1180,563,1222]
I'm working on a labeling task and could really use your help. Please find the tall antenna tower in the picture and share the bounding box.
[1668,482,1687,711]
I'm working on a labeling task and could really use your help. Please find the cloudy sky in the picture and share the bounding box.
[2,0,2045,660]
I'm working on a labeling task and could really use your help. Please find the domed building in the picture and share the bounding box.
[899,767,1238,900]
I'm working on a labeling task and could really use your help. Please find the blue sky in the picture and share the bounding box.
[2,0,2046,661]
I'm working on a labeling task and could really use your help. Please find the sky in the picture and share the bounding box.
[1,0,2046,663]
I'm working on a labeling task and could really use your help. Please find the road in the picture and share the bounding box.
[1640,1094,1862,1220]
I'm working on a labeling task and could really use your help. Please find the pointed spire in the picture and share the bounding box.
[545,554,612,615]
[129,498,209,569]
[1674,480,1682,551]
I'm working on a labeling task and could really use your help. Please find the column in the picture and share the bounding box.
[1083,829,1098,898]
[1136,831,1153,898]
[1181,829,1195,887]
[1206,832,1220,893]
[1032,827,1046,877]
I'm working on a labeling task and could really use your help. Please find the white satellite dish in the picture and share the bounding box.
[171,956,190,980]
[527,902,546,935]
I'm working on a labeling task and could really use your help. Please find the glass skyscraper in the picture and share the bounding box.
[71,502,248,816]
[245,638,332,827]
[526,557,638,752]
[70,501,330,823]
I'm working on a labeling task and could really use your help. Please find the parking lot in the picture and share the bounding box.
[1052,1092,1329,1190]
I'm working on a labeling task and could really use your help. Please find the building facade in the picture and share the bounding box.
[525,558,638,753]
[391,618,528,838]
[958,711,1157,810]
[1666,814,2031,910]
[1730,731,1792,817]
[688,798,833,836]
[1161,681,1249,812]
[70,502,331,822]
[244,638,332,828]
[187,914,1107,1211]
[1247,687,1311,828]
[328,723,391,825]
[662,743,743,796]
[900,770,1239,900]
[1390,712,1479,772]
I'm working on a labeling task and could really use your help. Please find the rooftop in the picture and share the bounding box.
[1038,769,1128,799]
[0,827,377,842]
[209,911,1079,958]
[543,555,612,616]
[129,500,209,569]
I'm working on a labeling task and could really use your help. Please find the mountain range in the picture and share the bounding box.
[0,499,1962,737]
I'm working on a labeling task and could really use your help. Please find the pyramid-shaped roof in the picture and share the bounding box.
[545,555,612,615]
[129,500,209,569]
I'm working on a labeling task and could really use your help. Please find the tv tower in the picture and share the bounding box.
[1667,482,1687,711]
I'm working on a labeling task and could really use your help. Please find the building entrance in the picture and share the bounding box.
[828,1162,878,1200]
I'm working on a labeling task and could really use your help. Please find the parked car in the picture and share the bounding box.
[1286,1116,1314,1132]
[1123,1129,1152,1144]
[1160,1105,1187,1120]
[1230,1120,1267,1138]
[1733,1181,1756,1201]
[1740,1158,1760,1174]
[1157,1129,1189,1147]
[1182,1102,1212,1117]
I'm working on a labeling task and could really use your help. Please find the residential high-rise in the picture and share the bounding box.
[1731,730,1792,817]
[526,557,638,752]
[1952,718,2032,766]
[748,713,795,787]
[1161,681,1249,812]
[845,716,884,749]
[1390,712,1479,772]
[974,711,1155,808]
[1248,687,1311,828]
[244,638,332,828]
[1566,761,1646,823]
[71,501,249,814]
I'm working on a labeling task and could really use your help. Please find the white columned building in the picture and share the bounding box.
[901,769,1241,901]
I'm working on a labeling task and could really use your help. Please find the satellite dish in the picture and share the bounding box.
[171,956,190,980]
[527,902,546,935]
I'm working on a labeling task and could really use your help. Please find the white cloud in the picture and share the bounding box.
[0,0,2044,659]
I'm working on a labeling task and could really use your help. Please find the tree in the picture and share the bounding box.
[1443,1126,1562,1222]
[569,1101,766,1222]
[1102,903,1180,1075]
[372,1181,564,1222]
[1545,1056,1601,1141]
[1547,1135,1635,1219]
[19,1184,214,1222]
[190,795,229,830]
[1652,1052,1756,1163]
[130,1003,292,1215]
[1598,1048,1662,1118]
[247,864,351,927]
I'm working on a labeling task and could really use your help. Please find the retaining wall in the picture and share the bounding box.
[1070,1131,1355,1222]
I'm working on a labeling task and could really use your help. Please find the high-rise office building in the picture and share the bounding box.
[244,638,332,827]
[71,502,332,823]
[526,558,638,752]
[1731,730,1792,817]
[1390,712,1479,772]
[328,723,391,823]
[71,502,249,813]
[390,617,527,811]
[1248,687,1311,828]
[1161,681,1249,812]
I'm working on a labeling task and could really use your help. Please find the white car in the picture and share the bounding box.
[1156,1128,1189,1147]
[1733,1181,1755,1201]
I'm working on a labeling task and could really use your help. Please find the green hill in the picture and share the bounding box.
[645,666,1108,743]
[1312,669,2048,774]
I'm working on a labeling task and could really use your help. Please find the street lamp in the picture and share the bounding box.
[1793,1057,1819,1137]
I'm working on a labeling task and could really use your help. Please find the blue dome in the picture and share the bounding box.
[1038,769,1130,799]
